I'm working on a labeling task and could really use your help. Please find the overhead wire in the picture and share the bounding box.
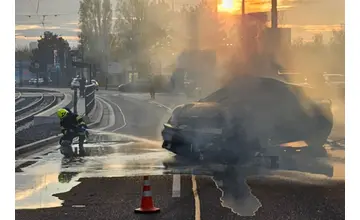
[17,0,78,31]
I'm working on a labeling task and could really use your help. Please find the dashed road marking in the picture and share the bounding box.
[172,174,181,197]
[149,101,172,112]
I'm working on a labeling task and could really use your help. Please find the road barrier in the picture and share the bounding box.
[85,83,96,116]
[135,176,160,214]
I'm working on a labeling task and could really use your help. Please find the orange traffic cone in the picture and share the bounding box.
[134,176,160,213]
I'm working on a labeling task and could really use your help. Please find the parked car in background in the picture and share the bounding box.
[70,77,80,90]
[28,78,36,85]
[118,79,151,93]
[28,77,52,85]
[323,73,344,88]
[323,73,345,100]
[37,78,43,85]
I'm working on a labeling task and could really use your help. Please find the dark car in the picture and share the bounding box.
[162,102,240,162]
[118,79,150,93]
[161,76,334,170]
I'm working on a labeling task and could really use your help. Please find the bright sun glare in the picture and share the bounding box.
[222,0,234,9]
[218,0,239,13]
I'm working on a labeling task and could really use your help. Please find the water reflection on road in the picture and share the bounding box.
[15,132,344,216]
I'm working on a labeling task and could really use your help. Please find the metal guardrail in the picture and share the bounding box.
[85,83,96,116]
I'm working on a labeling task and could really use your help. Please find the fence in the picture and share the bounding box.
[84,83,96,115]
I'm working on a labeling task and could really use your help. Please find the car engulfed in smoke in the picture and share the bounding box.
[161,76,334,176]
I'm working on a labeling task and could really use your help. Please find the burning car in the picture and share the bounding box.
[161,76,334,173]
[162,102,245,164]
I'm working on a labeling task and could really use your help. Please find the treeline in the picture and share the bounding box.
[16,0,344,83]
[78,0,225,77]
[15,31,74,86]
[290,26,345,76]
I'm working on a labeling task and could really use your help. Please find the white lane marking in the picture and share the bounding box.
[149,101,172,112]
[172,174,181,197]
[96,96,116,131]
[192,175,201,220]
[98,95,127,132]
[215,180,223,187]
[121,93,173,112]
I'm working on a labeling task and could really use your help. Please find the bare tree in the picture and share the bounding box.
[78,0,113,71]
[113,0,173,76]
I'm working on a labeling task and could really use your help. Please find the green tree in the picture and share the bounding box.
[329,25,345,74]
[15,46,32,61]
[29,31,71,85]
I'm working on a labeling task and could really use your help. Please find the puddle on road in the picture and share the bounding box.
[16,172,80,209]
[15,139,174,210]
[15,131,345,214]
[211,167,263,217]
[164,140,344,217]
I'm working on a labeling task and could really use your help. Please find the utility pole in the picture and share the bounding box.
[35,62,40,87]
[19,60,23,87]
[240,0,247,60]
[242,0,245,15]
[271,0,279,74]
[271,0,278,29]
[81,46,85,78]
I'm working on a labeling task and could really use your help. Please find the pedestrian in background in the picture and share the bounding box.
[149,77,155,99]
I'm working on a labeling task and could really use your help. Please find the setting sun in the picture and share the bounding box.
[217,0,298,14]
[218,0,241,13]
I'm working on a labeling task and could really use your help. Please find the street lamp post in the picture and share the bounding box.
[35,62,40,88]
[19,60,23,87]
[271,0,279,72]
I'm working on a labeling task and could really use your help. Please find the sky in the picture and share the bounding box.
[15,0,345,48]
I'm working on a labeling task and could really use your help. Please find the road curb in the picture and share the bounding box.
[15,97,105,157]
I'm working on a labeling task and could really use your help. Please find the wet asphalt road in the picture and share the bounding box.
[15,174,344,220]
[15,90,345,219]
